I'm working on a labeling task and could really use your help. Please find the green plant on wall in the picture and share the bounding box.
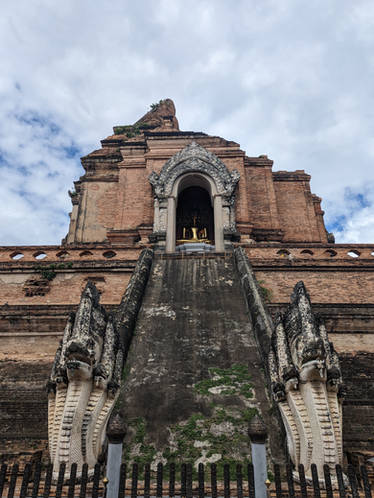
[123,417,157,468]
[150,99,165,111]
[194,364,254,398]
[35,262,73,281]
[257,280,273,303]
[113,122,152,136]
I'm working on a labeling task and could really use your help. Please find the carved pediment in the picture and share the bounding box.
[149,141,240,200]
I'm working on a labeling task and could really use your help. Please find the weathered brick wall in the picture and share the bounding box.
[272,172,324,242]
[79,181,120,244]
[243,165,278,229]
[254,269,374,304]
[64,128,328,245]
[0,246,138,310]
[0,360,50,458]
[1,249,374,459]
[341,352,374,455]
[0,270,132,306]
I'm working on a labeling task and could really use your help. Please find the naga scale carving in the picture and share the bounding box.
[268,281,344,481]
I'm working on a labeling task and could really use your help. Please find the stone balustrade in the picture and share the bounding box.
[244,244,374,262]
[0,245,141,263]
[0,243,374,264]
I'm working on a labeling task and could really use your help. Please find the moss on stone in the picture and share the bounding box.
[124,417,157,469]
[257,280,273,303]
[194,364,253,399]
[35,262,73,281]
[113,122,152,136]
[123,364,257,473]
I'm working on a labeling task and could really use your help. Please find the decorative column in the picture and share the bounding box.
[213,195,224,252]
[106,414,126,498]
[248,415,268,498]
[166,196,176,253]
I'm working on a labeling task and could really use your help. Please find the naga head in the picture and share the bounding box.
[292,334,326,381]
[65,337,101,380]
[270,281,344,393]
[64,282,106,381]
[284,282,328,382]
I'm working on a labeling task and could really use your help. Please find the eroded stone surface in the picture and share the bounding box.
[114,253,285,467]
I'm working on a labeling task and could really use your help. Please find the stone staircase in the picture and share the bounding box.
[114,251,285,465]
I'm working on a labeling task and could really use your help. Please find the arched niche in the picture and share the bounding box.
[149,141,240,253]
[176,186,214,243]
[167,172,223,252]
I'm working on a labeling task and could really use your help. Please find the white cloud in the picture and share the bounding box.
[0,0,373,244]
[334,206,374,243]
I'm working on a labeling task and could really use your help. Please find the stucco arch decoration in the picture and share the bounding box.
[149,142,240,252]
[149,141,240,200]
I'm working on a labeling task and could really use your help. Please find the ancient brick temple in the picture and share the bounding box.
[0,99,373,473]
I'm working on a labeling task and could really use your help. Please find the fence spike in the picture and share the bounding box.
[198,463,204,498]
[118,463,126,498]
[360,465,372,498]
[298,464,308,498]
[55,462,66,498]
[79,463,88,498]
[210,463,217,498]
[311,464,321,498]
[67,463,77,498]
[43,464,53,498]
[92,463,101,498]
[7,464,19,498]
[181,464,187,498]
[236,464,243,498]
[224,464,230,498]
[274,464,282,498]
[169,463,175,498]
[0,464,7,498]
[323,465,333,498]
[144,463,150,498]
[286,463,295,498]
[19,463,31,498]
[186,463,192,498]
[335,465,346,498]
[347,464,360,498]
[131,463,138,498]
[156,463,163,498]
[247,463,255,498]
[31,462,42,498]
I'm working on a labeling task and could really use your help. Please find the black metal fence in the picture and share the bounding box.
[0,461,372,497]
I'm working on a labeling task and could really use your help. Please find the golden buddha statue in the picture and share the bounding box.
[176,216,211,245]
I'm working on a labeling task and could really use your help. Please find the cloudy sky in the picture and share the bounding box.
[1,0,373,245]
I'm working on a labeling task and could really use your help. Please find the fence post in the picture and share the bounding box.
[106,413,126,498]
[347,464,360,498]
[360,465,372,498]
[248,414,268,498]
[0,464,7,498]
